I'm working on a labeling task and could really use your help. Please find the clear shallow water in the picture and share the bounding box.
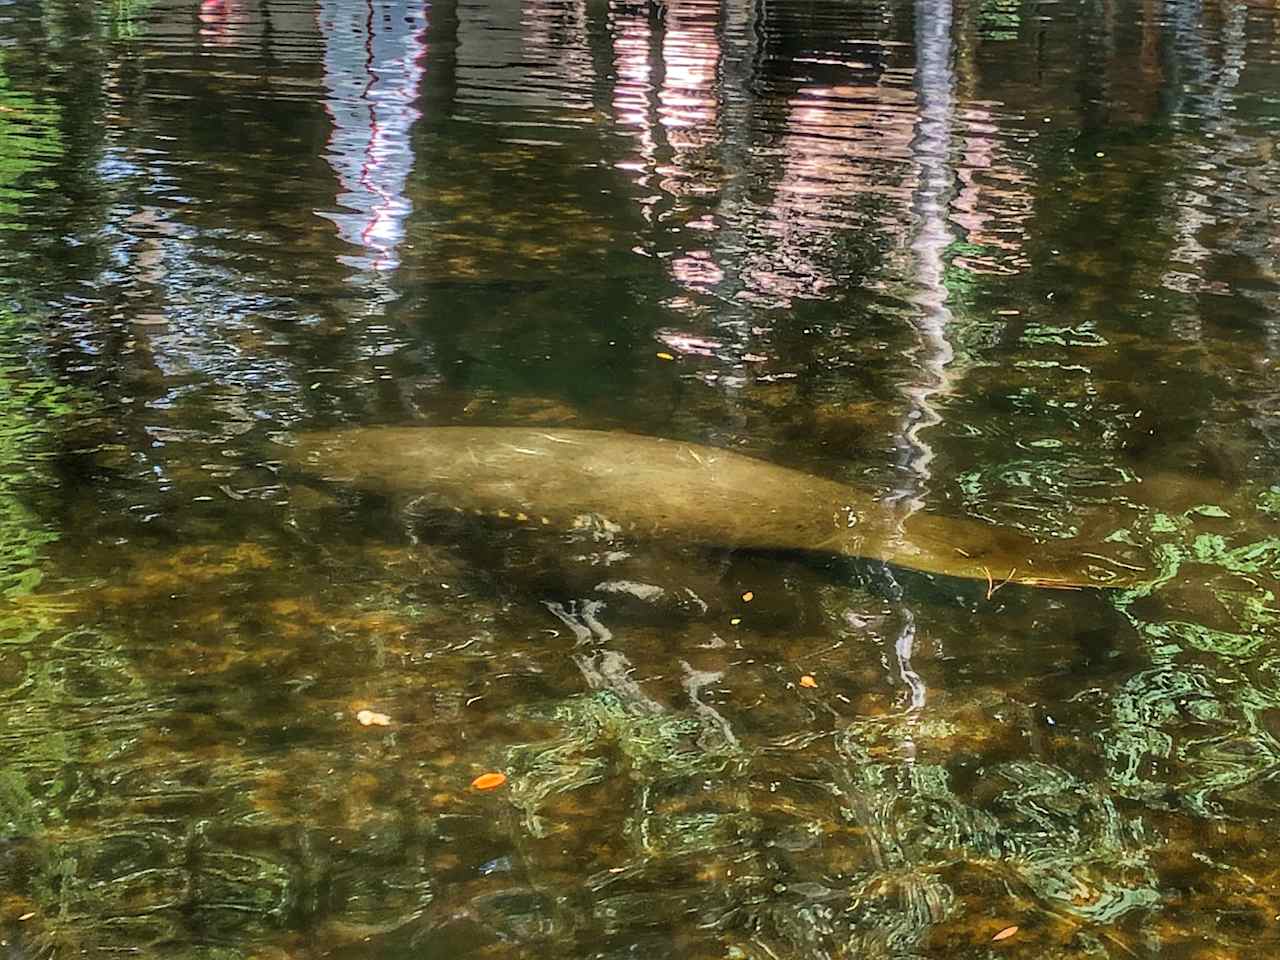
[0,0,1279,956]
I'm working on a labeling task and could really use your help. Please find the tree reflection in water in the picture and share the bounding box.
[0,0,1278,956]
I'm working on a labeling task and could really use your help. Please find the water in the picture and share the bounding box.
[0,0,1278,956]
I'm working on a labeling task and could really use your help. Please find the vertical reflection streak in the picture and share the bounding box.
[896,0,958,516]
[886,0,961,721]
[317,0,427,284]
[1161,0,1264,344]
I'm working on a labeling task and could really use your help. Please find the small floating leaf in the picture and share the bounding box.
[18,912,34,922]
[730,617,742,626]
[471,772,507,791]
[799,675,818,688]
[656,352,675,361]
[992,925,1018,942]
[741,591,754,602]
[356,709,391,727]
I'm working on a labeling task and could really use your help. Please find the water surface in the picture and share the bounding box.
[2,0,1280,956]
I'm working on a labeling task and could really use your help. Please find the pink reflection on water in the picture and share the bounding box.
[612,13,655,134]
[670,250,725,290]
[656,330,725,356]
[603,0,1031,315]
[658,0,719,144]
[611,7,657,202]
[608,0,724,292]
[742,83,917,306]
[198,0,251,48]
[949,108,1033,275]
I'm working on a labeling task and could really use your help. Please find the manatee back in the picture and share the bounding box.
[287,426,1138,588]
[288,426,860,554]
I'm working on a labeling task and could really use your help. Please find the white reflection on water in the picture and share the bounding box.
[892,0,957,518]
[317,0,427,276]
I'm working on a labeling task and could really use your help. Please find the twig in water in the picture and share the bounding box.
[1019,577,1083,591]
[986,567,1017,600]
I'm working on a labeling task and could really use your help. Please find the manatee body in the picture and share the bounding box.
[287,426,1134,588]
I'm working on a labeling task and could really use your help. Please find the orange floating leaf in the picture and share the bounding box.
[741,591,754,602]
[799,675,818,688]
[992,925,1019,942]
[356,709,392,727]
[471,772,507,791]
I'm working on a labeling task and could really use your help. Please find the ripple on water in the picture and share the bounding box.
[0,0,1279,956]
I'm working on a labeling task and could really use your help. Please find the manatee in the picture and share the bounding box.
[286,426,1139,588]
